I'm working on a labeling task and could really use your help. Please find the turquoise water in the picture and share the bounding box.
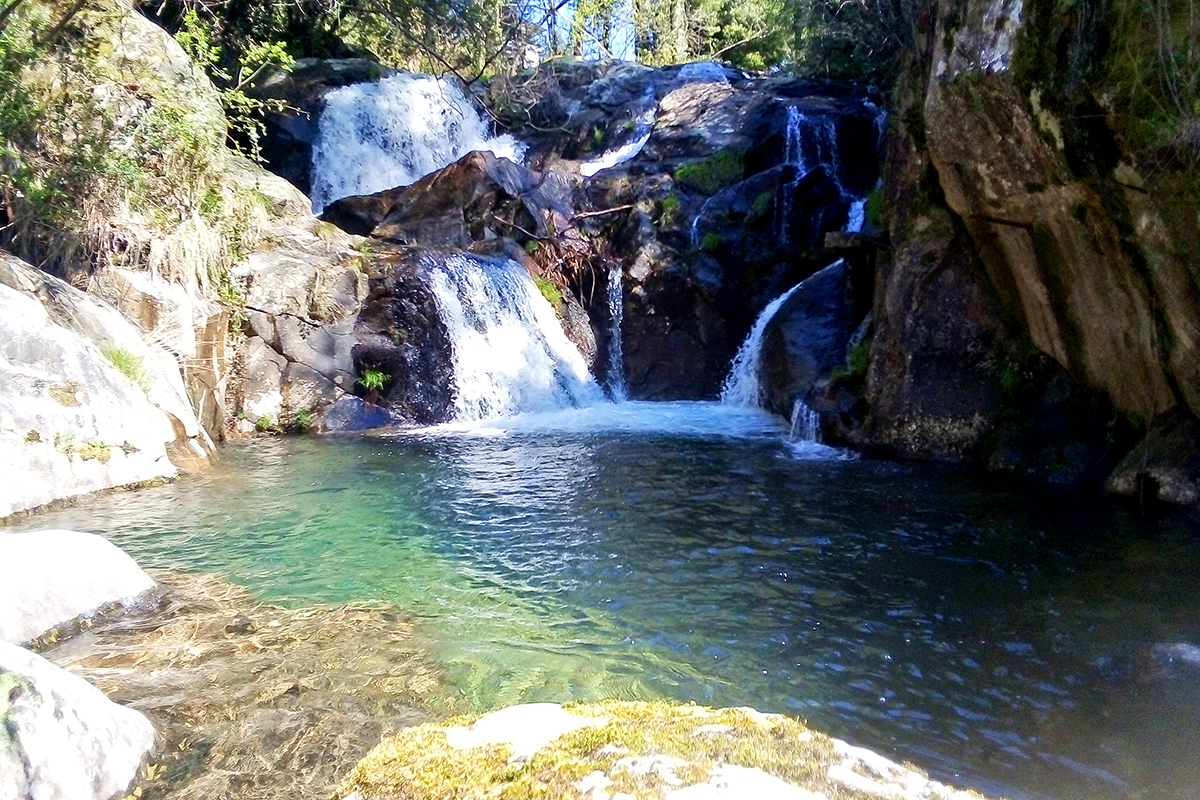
[13,402,1200,800]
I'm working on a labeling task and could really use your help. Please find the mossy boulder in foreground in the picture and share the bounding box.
[335,700,997,800]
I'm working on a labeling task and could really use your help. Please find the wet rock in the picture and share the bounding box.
[318,396,399,432]
[333,701,996,800]
[0,530,157,646]
[365,151,574,250]
[1106,409,1200,507]
[351,251,456,425]
[760,260,864,418]
[0,641,155,800]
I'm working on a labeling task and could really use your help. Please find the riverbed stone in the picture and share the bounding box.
[0,641,156,800]
[333,701,994,800]
[0,530,157,646]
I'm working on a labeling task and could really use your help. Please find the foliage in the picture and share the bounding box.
[674,150,744,195]
[747,189,773,223]
[832,336,870,381]
[864,186,883,228]
[358,367,389,392]
[699,230,722,251]
[1105,0,1200,172]
[293,408,313,431]
[101,346,151,393]
[173,8,295,163]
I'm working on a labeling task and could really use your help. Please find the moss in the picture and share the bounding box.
[699,231,723,252]
[747,190,774,224]
[657,193,680,227]
[533,276,565,313]
[334,701,852,800]
[673,150,745,195]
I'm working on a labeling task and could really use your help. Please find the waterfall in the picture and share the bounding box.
[719,281,805,407]
[581,88,657,177]
[789,398,820,443]
[425,253,604,420]
[606,263,627,401]
[310,74,526,214]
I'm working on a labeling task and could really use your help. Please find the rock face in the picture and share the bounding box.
[0,530,157,646]
[333,701,994,800]
[854,0,1200,498]
[0,255,213,518]
[0,641,156,800]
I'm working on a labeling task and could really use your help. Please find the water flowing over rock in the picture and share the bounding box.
[0,530,157,647]
[721,283,805,409]
[0,641,156,800]
[426,253,604,420]
[310,73,525,214]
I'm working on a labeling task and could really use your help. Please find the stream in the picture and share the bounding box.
[14,402,1200,800]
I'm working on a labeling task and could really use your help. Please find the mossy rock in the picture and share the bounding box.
[334,701,996,800]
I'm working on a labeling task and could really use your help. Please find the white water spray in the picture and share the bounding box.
[311,74,526,214]
[426,254,604,420]
[720,281,805,408]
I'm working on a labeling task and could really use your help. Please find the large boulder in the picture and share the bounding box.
[0,530,157,646]
[333,701,995,800]
[0,641,155,800]
[0,255,213,517]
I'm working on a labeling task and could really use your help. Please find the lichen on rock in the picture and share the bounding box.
[334,700,995,800]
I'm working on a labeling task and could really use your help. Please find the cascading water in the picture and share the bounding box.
[789,398,820,443]
[606,263,628,401]
[425,253,604,420]
[310,74,526,214]
[719,282,805,408]
[580,90,657,177]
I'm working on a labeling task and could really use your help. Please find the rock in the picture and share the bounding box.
[351,251,456,425]
[0,255,213,517]
[760,260,865,418]
[366,151,575,250]
[0,530,157,646]
[1106,409,1200,507]
[333,701,996,800]
[0,641,156,800]
[318,396,399,432]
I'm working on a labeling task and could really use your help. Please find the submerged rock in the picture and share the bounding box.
[0,641,155,800]
[0,530,157,647]
[334,700,993,800]
[43,569,453,800]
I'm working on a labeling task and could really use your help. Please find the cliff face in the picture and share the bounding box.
[863,0,1200,502]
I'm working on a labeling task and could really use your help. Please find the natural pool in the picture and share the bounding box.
[15,402,1200,800]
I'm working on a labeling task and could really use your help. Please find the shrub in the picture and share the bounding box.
[358,368,388,392]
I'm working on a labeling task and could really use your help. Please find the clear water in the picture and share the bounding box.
[12,403,1200,800]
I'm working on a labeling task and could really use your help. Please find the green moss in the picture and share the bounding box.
[673,150,745,195]
[657,193,680,227]
[533,276,565,313]
[333,701,849,800]
[864,187,883,227]
[699,231,723,252]
[747,190,774,224]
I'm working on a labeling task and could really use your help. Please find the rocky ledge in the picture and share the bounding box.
[334,701,994,800]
